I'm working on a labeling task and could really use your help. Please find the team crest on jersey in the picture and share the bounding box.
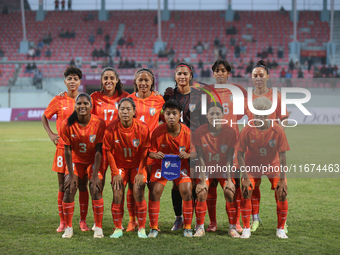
[115,102,119,109]
[149,108,156,116]
[230,95,233,102]
[221,145,228,153]
[269,140,276,148]
[181,169,188,176]
[179,146,186,153]
[189,104,196,112]
[165,161,171,169]
[133,139,140,147]
[89,135,96,143]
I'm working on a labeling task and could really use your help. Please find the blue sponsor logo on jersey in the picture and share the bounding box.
[133,139,140,147]
[89,135,96,143]
[221,145,228,153]
[149,108,156,116]
[269,140,276,148]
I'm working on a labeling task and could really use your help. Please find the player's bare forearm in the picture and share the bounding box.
[148,151,164,159]
[64,145,74,175]
[107,150,119,175]
[225,148,234,180]
[92,144,103,177]
[279,152,287,179]
[237,151,248,179]
[138,149,148,175]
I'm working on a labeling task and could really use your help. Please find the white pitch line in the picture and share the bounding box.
[0,139,50,142]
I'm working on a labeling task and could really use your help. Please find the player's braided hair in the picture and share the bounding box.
[253,59,269,75]
[133,67,155,92]
[67,93,92,126]
[100,67,124,96]
[174,62,193,87]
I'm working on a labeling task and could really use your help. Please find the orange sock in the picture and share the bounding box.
[276,199,288,229]
[62,201,74,228]
[251,186,261,215]
[148,200,160,230]
[195,201,207,226]
[92,198,104,228]
[79,191,89,221]
[111,203,124,229]
[226,200,238,225]
[183,200,193,229]
[240,198,251,228]
[136,200,147,229]
[58,191,64,223]
[206,186,217,224]
[235,187,242,224]
[127,188,136,222]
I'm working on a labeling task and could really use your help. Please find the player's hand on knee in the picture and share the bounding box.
[90,175,103,192]
[134,173,145,189]
[241,178,253,197]
[223,179,236,194]
[196,181,208,195]
[275,179,287,199]
[112,175,123,190]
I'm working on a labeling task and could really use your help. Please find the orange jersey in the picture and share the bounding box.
[246,88,289,121]
[235,121,290,166]
[44,92,76,149]
[205,84,248,137]
[128,92,165,133]
[91,90,130,126]
[60,115,106,164]
[194,123,237,167]
[103,118,150,169]
[149,123,191,170]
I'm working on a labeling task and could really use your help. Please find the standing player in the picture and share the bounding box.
[60,93,106,239]
[236,97,289,239]
[194,102,239,237]
[90,67,130,230]
[247,60,289,233]
[125,68,164,232]
[41,66,91,232]
[148,99,193,238]
[163,62,204,231]
[103,98,150,239]
[203,59,247,233]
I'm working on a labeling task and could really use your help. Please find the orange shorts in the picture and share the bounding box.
[243,175,287,191]
[52,148,66,174]
[66,162,104,180]
[112,168,147,186]
[150,164,191,186]
[196,175,236,187]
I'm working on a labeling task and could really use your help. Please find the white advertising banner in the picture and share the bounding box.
[0,108,12,122]
[287,107,340,125]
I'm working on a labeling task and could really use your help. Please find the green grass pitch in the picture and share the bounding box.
[0,122,339,254]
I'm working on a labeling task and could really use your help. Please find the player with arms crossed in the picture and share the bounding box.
[203,60,246,233]
[103,98,150,239]
[148,99,194,238]
[236,97,289,239]
[163,62,205,231]
[246,60,289,233]
[60,93,106,239]
[41,66,91,232]
[125,68,164,232]
[194,102,239,237]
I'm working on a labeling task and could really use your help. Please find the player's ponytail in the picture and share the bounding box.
[253,59,269,74]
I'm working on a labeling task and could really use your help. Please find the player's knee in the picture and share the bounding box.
[197,190,207,202]
[276,190,287,202]
[181,188,192,201]
[113,190,124,204]
[58,183,64,192]
[242,189,252,199]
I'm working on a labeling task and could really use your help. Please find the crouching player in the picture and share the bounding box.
[60,93,106,238]
[148,99,193,238]
[194,102,239,237]
[237,97,289,239]
[103,98,150,239]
